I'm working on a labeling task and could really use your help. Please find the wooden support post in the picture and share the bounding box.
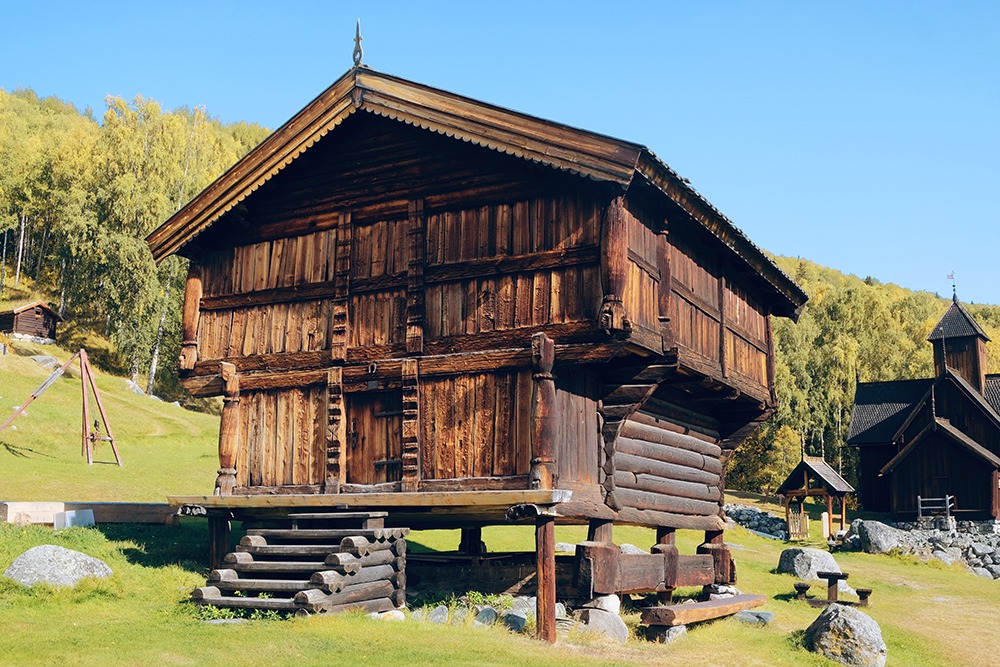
[401,359,420,493]
[656,527,676,604]
[600,196,630,336]
[179,264,202,371]
[826,494,834,537]
[326,367,345,493]
[81,354,92,464]
[697,529,733,585]
[718,271,728,378]
[81,349,121,466]
[208,516,231,571]
[405,199,425,355]
[536,515,556,643]
[215,362,240,496]
[530,332,556,490]
[330,212,352,362]
[459,527,486,556]
[587,519,614,544]
[656,228,673,349]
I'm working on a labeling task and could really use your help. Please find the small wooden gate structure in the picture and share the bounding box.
[777,456,852,539]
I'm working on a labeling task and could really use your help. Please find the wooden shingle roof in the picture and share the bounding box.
[145,66,807,318]
[776,456,854,496]
[927,294,990,341]
[847,379,932,445]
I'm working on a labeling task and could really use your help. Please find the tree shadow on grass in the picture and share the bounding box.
[96,520,213,575]
[1,441,55,458]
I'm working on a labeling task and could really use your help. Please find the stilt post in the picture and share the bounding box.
[536,514,557,643]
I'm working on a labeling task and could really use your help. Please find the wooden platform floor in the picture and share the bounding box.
[0,501,179,525]
[168,490,573,529]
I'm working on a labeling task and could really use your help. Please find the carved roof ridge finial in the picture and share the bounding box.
[353,18,364,67]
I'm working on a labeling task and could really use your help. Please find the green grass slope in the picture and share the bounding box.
[0,341,219,501]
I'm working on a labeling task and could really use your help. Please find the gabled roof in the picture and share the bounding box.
[776,456,854,496]
[145,66,807,318]
[847,379,933,445]
[941,367,1000,430]
[986,375,1000,414]
[880,418,1000,475]
[6,300,62,321]
[927,294,990,341]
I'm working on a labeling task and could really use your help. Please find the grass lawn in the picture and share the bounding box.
[0,341,219,501]
[2,339,999,665]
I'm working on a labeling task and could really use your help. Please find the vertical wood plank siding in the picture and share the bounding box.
[235,386,327,488]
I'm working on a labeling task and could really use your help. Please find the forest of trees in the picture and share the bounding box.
[0,88,269,397]
[2,87,998,492]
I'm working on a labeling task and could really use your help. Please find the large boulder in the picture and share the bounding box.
[575,607,629,643]
[4,545,112,587]
[777,547,854,594]
[856,521,906,554]
[805,604,887,667]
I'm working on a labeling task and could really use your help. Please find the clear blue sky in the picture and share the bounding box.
[4,1,998,304]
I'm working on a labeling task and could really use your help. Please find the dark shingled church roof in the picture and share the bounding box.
[927,294,991,341]
[847,379,932,445]
[985,375,1000,415]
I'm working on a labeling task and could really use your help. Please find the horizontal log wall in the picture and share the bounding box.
[419,370,533,481]
[235,386,327,489]
[614,409,724,521]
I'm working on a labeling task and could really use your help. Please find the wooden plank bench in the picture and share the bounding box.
[641,593,766,627]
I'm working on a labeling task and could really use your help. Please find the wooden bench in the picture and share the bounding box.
[641,593,766,627]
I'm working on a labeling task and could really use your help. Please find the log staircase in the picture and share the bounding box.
[192,511,407,616]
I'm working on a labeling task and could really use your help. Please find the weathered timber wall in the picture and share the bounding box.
[235,386,327,488]
[553,369,601,489]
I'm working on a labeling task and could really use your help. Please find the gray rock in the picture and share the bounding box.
[473,607,499,626]
[554,542,577,553]
[427,605,449,624]
[203,618,250,625]
[647,624,687,643]
[932,550,957,565]
[582,594,621,615]
[735,610,774,626]
[856,521,905,554]
[987,564,1000,578]
[409,607,427,622]
[378,609,405,622]
[575,607,628,643]
[777,548,854,594]
[500,610,527,632]
[970,542,994,556]
[554,602,567,618]
[971,567,994,579]
[450,607,469,625]
[805,604,887,667]
[619,543,645,555]
[30,355,61,370]
[124,380,146,395]
[511,596,534,612]
[4,545,112,587]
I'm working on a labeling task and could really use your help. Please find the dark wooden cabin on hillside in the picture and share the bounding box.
[147,65,807,636]
[849,295,1000,520]
[0,301,61,340]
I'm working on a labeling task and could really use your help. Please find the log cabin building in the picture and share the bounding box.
[848,295,1000,520]
[147,65,807,635]
[0,301,61,340]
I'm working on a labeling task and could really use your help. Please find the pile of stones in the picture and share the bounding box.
[841,519,1000,580]
[723,503,788,540]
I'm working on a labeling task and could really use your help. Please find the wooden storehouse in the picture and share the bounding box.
[0,301,61,340]
[849,295,1000,519]
[147,66,806,634]
[775,456,853,539]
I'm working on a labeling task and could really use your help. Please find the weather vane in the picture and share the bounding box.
[353,18,364,67]
[947,271,956,300]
